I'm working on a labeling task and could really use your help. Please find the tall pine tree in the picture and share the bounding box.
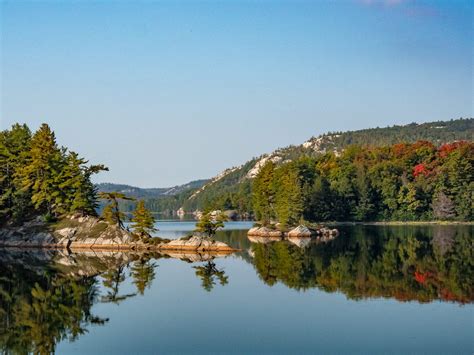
[131,200,157,238]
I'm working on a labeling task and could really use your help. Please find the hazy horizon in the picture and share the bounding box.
[1,0,472,187]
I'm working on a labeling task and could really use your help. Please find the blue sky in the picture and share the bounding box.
[1,0,472,187]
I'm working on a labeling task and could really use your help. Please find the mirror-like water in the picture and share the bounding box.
[1,223,472,354]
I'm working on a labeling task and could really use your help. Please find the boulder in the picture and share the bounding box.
[247,227,261,236]
[160,236,235,251]
[256,227,283,237]
[288,225,312,238]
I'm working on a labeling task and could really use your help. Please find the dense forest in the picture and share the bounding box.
[253,140,473,225]
[2,119,473,225]
[123,118,474,215]
[0,123,107,226]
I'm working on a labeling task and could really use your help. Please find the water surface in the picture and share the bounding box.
[0,223,472,354]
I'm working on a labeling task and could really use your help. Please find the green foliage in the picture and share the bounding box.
[251,140,474,223]
[273,164,303,228]
[0,123,107,227]
[195,212,227,237]
[99,192,134,229]
[130,200,157,238]
[252,161,275,225]
[112,118,472,218]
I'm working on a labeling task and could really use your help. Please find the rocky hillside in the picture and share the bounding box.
[178,118,473,212]
[105,118,473,214]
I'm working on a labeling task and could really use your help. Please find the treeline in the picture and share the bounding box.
[147,118,473,215]
[253,140,473,226]
[0,123,107,226]
[317,118,473,150]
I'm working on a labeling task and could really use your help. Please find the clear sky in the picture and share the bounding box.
[1,0,472,187]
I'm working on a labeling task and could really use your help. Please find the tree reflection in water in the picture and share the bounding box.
[0,225,471,353]
[248,225,473,303]
[130,257,157,295]
[101,265,137,304]
[0,256,108,354]
[193,261,229,292]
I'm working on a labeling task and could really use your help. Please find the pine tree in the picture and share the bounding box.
[274,167,303,228]
[130,200,157,238]
[195,211,227,238]
[20,123,63,216]
[101,204,116,225]
[252,161,275,225]
[306,176,333,221]
[99,192,134,229]
[59,152,108,216]
[0,124,32,224]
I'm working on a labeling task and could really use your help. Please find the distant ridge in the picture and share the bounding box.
[96,179,209,200]
[178,118,473,211]
[104,118,473,213]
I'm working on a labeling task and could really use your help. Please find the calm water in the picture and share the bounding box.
[0,223,472,354]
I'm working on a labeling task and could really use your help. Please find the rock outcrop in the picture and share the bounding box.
[247,224,340,248]
[159,236,236,251]
[287,225,312,238]
[247,227,283,237]
[248,224,338,239]
[0,216,237,252]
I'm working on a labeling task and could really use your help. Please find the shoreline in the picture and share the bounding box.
[0,243,240,253]
[325,221,474,226]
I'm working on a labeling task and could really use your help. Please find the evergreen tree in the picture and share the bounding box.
[306,176,333,221]
[59,152,108,215]
[0,124,32,224]
[354,167,376,221]
[20,124,64,217]
[274,166,303,228]
[252,161,275,225]
[131,200,157,238]
[195,211,227,238]
[99,192,134,229]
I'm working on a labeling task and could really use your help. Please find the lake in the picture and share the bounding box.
[1,222,472,354]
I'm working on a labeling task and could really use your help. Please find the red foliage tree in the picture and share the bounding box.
[413,163,429,177]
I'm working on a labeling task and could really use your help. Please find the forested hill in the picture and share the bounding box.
[118,118,474,215]
[96,180,209,199]
[304,118,473,152]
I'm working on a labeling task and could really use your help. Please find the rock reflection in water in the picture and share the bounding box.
[0,248,230,354]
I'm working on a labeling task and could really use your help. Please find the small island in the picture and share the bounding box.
[0,124,236,253]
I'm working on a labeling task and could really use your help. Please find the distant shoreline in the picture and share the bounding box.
[326,221,474,226]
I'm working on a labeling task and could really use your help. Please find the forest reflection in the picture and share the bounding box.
[0,250,230,354]
[243,225,473,303]
[0,225,472,353]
